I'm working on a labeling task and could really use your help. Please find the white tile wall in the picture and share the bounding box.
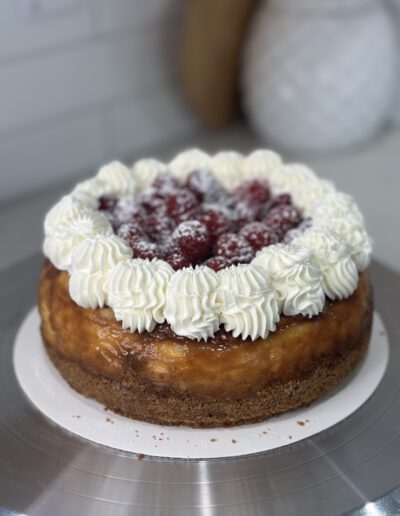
[0,0,198,202]
[109,86,195,157]
[0,112,106,198]
[95,0,182,33]
[0,0,96,60]
[0,31,175,134]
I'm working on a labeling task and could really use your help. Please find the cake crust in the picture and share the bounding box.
[38,261,373,427]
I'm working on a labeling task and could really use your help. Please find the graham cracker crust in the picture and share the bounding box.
[44,334,369,428]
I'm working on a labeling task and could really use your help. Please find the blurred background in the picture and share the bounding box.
[0,0,399,270]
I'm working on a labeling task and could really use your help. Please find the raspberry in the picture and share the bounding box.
[99,174,306,264]
[113,198,144,225]
[171,220,210,264]
[98,195,118,212]
[144,211,176,244]
[235,180,271,204]
[131,207,146,226]
[152,173,179,194]
[269,193,292,209]
[198,206,232,242]
[166,188,198,223]
[264,204,301,239]
[235,200,264,228]
[164,252,191,270]
[213,233,254,264]
[186,170,226,203]
[203,256,230,271]
[240,222,279,251]
[117,222,145,243]
[131,239,159,260]
[138,187,165,213]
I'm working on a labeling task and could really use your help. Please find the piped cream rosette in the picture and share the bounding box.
[43,150,372,341]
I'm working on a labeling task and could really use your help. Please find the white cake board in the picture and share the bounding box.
[13,308,388,460]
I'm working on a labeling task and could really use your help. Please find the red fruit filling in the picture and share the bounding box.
[152,173,179,194]
[131,239,159,260]
[264,204,301,239]
[186,169,226,203]
[203,256,230,272]
[113,198,145,225]
[240,222,279,251]
[117,222,145,243]
[267,193,292,210]
[235,200,264,228]
[99,195,118,212]
[166,188,198,223]
[235,179,271,204]
[99,170,306,269]
[198,206,232,242]
[171,220,210,264]
[213,233,254,264]
[144,211,176,244]
[164,252,191,271]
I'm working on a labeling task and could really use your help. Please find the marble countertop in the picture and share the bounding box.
[1,125,399,273]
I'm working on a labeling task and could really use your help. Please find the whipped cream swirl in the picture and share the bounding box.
[69,234,132,309]
[97,161,136,196]
[306,192,364,223]
[321,218,372,271]
[43,211,112,271]
[211,151,244,191]
[72,177,113,200]
[294,228,359,300]
[132,158,167,191]
[290,179,336,211]
[218,264,279,340]
[270,164,317,193]
[71,190,99,209]
[164,266,220,341]
[44,195,94,236]
[169,149,211,183]
[253,244,325,317]
[242,150,282,181]
[70,234,131,274]
[71,161,135,202]
[106,259,173,332]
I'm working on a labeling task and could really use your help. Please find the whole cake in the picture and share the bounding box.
[39,149,373,427]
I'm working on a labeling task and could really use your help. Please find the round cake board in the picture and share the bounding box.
[14,307,388,460]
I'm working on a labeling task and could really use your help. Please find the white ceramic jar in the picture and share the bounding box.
[242,0,398,153]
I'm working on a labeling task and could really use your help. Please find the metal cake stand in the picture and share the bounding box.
[0,255,400,516]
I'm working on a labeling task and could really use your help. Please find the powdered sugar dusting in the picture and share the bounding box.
[97,171,306,269]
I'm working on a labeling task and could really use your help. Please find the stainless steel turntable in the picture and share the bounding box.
[1,255,400,515]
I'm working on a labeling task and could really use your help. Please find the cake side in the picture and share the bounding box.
[43,337,369,428]
[39,260,372,404]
